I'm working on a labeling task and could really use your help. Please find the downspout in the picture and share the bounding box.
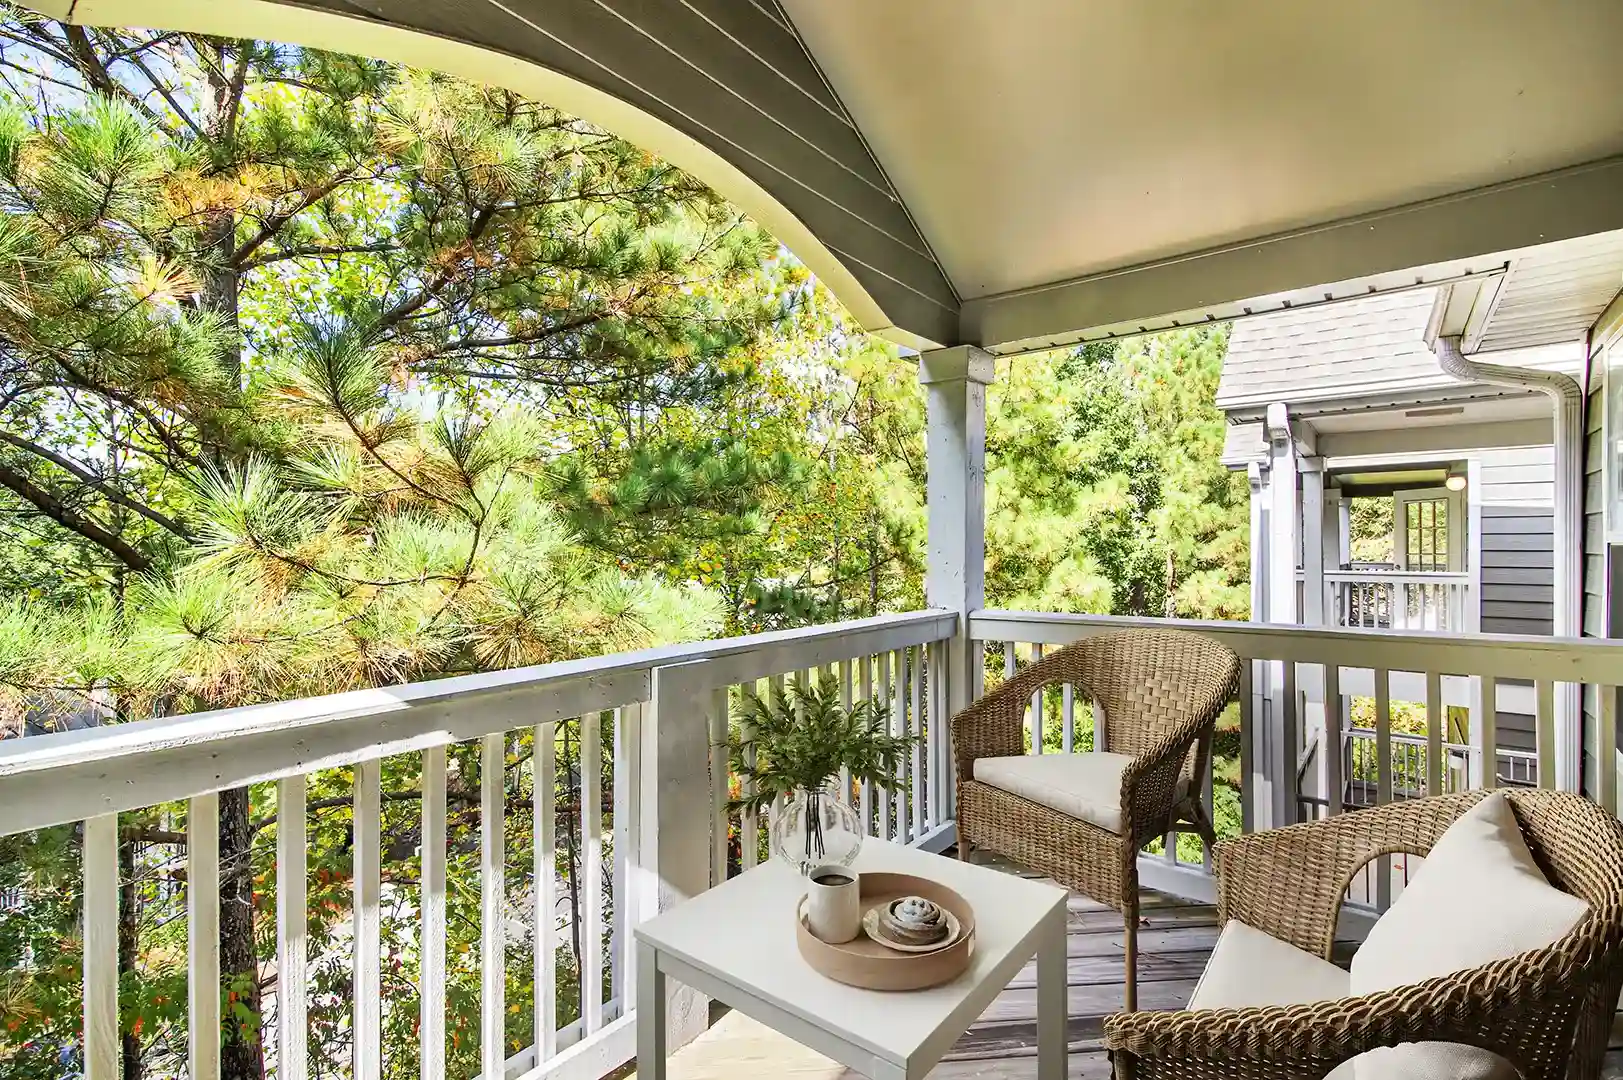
[1433,334,1585,790]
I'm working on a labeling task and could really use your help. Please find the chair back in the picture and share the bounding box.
[1043,629,1239,761]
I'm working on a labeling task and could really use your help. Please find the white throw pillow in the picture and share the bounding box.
[1349,792,1589,1080]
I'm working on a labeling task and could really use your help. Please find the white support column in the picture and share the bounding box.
[1264,403,1301,826]
[1466,458,1486,786]
[920,346,993,814]
[1300,459,1326,627]
[1265,403,1300,625]
[1246,461,1272,829]
[1299,458,1327,812]
[640,663,715,1053]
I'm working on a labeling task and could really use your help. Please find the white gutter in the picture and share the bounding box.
[1432,334,1585,790]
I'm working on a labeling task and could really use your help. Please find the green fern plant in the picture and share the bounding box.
[726,673,918,815]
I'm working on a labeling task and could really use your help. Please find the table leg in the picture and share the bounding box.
[636,940,666,1080]
[1036,907,1066,1080]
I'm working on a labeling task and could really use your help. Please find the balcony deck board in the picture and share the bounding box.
[642,847,1623,1079]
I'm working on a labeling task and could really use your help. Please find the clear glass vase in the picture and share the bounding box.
[769,780,862,874]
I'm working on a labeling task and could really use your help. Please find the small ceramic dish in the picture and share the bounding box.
[861,904,962,953]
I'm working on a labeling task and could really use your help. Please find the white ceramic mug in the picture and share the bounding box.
[805,865,861,943]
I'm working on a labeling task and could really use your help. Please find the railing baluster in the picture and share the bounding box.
[609,706,631,1016]
[1061,682,1075,753]
[708,688,729,885]
[1425,670,1444,796]
[1600,686,1618,816]
[1029,642,1045,753]
[1374,670,1392,911]
[1282,661,1301,823]
[1535,679,1556,789]
[532,725,555,1060]
[582,712,604,1034]
[84,813,119,1080]
[1324,664,1342,816]
[839,660,854,808]
[1481,676,1499,791]
[1004,641,1020,751]
[1239,660,1255,834]
[927,640,947,829]
[859,658,874,837]
[891,648,908,842]
[277,775,308,1080]
[876,650,893,840]
[910,645,925,840]
[354,758,382,1080]
[746,677,778,867]
[1201,743,1216,873]
[421,746,447,1080]
[480,733,505,1080]
[188,793,220,1080]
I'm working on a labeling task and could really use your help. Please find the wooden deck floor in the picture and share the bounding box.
[642,850,1623,1080]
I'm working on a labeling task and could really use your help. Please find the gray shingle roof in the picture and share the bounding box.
[1215,288,1444,412]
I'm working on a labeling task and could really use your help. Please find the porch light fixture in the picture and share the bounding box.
[1445,473,1467,492]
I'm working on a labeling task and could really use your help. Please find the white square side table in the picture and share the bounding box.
[634,839,1070,1080]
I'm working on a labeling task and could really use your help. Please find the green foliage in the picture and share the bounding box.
[984,328,1250,619]
[727,675,915,815]
[1349,496,1396,564]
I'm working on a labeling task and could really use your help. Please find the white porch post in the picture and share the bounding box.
[921,346,992,824]
[1300,459,1326,627]
[1264,403,1300,826]
[639,664,714,1052]
[1299,458,1328,812]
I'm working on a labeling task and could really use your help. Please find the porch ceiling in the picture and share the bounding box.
[32,0,1623,355]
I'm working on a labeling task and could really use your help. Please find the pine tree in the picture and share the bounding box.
[0,18,775,1080]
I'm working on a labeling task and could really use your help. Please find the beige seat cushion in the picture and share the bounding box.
[972,751,1188,834]
[1190,921,1358,1079]
[1349,792,1589,1080]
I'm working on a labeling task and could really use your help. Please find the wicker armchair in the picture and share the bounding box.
[952,628,1240,1010]
[1106,789,1623,1080]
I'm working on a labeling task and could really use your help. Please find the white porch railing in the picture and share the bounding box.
[4,606,1621,1080]
[0,610,955,1080]
[968,610,1621,910]
[1306,569,1472,632]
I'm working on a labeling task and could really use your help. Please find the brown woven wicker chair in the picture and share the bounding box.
[1106,789,1623,1080]
[952,628,1240,1010]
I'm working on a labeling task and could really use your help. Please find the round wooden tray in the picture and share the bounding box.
[795,872,976,991]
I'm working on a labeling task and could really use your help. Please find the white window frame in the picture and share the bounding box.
[1393,486,1465,572]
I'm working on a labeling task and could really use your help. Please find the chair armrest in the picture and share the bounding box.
[1105,940,1580,1080]
[950,662,1041,774]
[1214,794,1477,957]
[1119,722,1206,845]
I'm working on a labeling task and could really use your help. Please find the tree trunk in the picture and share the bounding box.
[867,513,880,618]
[119,833,141,1080]
[195,47,261,1080]
[218,786,265,1080]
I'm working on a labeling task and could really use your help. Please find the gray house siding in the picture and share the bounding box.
[1476,447,1556,637]
[1580,361,1615,799]
[1473,447,1557,770]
